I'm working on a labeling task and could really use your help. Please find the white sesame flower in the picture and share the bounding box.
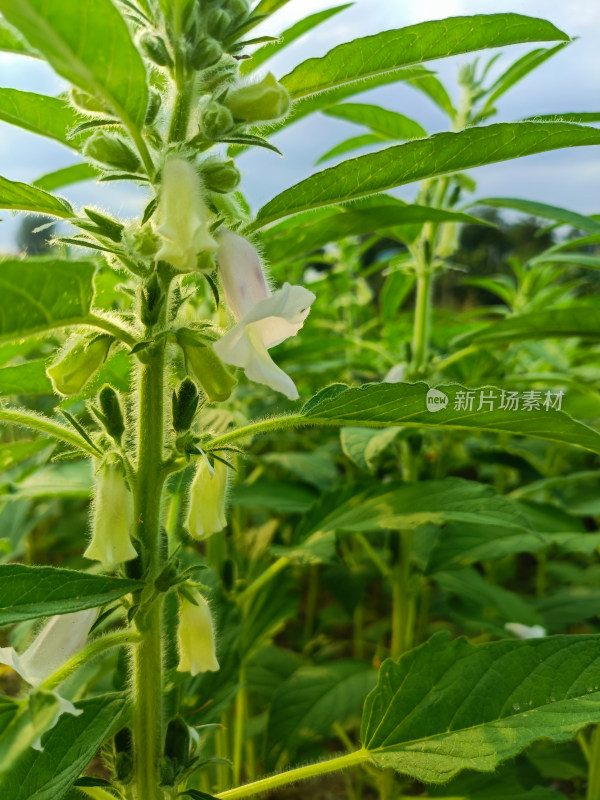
[505,622,547,639]
[177,591,220,676]
[213,231,315,400]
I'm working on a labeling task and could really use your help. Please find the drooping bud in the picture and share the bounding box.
[177,328,237,403]
[206,8,232,39]
[213,231,315,399]
[177,589,220,675]
[190,36,222,70]
[97,384,126,443]
[201,158,241,194]
[84,456,137,570]
[154,157,218,273]
[201,101,235,139]
[172,377,200,432]
[83,132,141,173]
[187,457,229,539]
[0,609,97,687]
[47,334,113,396]
[224,72,290,122]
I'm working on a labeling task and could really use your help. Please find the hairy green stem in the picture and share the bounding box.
[216,750,369,800]
[588,725,600,799]
[0,407,98,456]
[87,314,139,348]
[132,325,168,799]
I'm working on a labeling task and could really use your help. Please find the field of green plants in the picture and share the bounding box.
[1,1,600,799]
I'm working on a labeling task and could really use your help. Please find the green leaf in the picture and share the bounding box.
[324,102,426,140]
[484,43,568,108]
[471,197,600,233]
[0,175,72,218]
[259,204,491,265]
[9,461,93,500]
[0,17,34,55]
[0,88,82,147]
[0,691,63,774]
[317,133,384,164]
[0,0,149,130]
[461,306,600,345]
[301,382,600,454]
[282,15,568,100]
[0,693,128,800]
[0,257,96,342]
[0,564,142,625]
[0,440,51,472]
[250,122,600,230]
[406,73,456,119]
[267,660,377,768]
[252,0,292,16]
[241,4,352,75]
[340,426,401,471]
[527,112,600,123]
[361,633,600,783]
[33,163,99,192]
[0,407,99,457]
[0,361,53,396]
[530,253,600,270]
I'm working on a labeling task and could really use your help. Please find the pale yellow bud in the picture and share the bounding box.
[187,458,229,539]
[84,457,137,570]
[154,157,218,272]
[177,590,219,676]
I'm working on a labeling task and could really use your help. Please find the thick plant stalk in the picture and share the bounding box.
[132,304,168,799]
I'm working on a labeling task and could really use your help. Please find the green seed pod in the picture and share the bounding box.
[164,716,191,767]
[224,72,290,122]
[139,32,173,67]
[172,377,200,432]
[140,272,164,327]
[145,89,162,125]
[206,8,232,39]
[178,329,237,403]
[190,36,222,70]
[201,157,241,194]
[201,101,235,139]
[47,334,113,396]
[83,132,142,173]
[221,556,236,592]
[98,384,126,443]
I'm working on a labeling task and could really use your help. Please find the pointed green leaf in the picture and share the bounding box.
[250,122,600,230]
[471,197,600,233]
[361,633,600,783]
[241,4,352,75]
[324,103,426,140]
[0,361,53,396]
[0,564,142,625]
[33,163,99,192]
[484,43,568,108]
[259,204,491,264]
[462,306,600,345]
[0,17,34,56]
[0,0,149,130]
[317,133,384,164]
[0,88,82,147]
[0,693,128,800]
[282,15,569,100]
[0,176,73,217]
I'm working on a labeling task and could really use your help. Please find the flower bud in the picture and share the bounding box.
[190,36,222,70]
[83,132,142,173]
[47,334,112,396]
[139,31,173,68]
[84,456,137,570]
[177,589,220,675]
[201,158,241,194]
[154,157,218,272]
[224,72,290,122]
[172,377,200,433]
[178,329,237,403]
[187,457,229,539]
[201,101,235,139]
[98,384,126,443]
[206,8,232,39]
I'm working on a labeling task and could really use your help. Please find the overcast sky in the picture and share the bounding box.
[0,0,598,250]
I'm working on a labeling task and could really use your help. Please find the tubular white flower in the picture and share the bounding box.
[0,610,96,750]
[213,231,315,400]
[187,457,229,540]
[154,157,217,272]
[177,591,220,676]
[84,457,137,570]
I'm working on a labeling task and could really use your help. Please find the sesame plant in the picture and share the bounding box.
[0,2,600,800]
